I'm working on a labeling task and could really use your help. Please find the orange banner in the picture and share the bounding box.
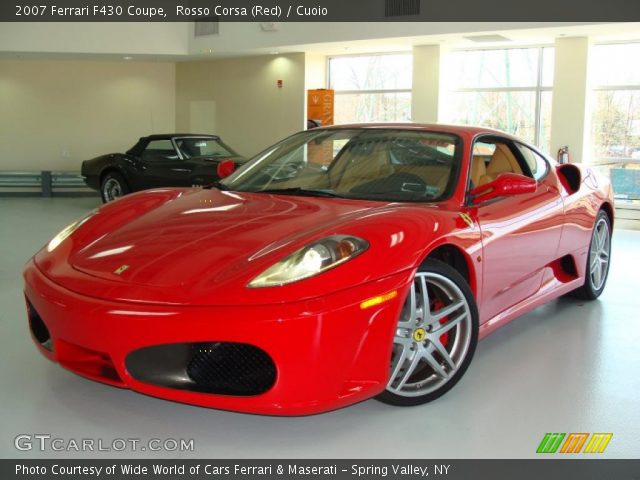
[307,89,334,127]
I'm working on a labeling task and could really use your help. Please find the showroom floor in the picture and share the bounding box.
[1,197,638,459]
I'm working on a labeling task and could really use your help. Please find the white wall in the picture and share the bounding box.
[0,59,176,170]
[550,37,592,163]
[176,53,306,157]
[0,22,189,56]
[412,45,440,123]
[188,22,598,56]
[305,53,327,91]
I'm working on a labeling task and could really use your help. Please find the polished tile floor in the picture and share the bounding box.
[1,197,638,458]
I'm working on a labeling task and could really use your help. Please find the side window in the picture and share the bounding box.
[141,140,179,161]
[470,139,524,188]
[516,144,549,181]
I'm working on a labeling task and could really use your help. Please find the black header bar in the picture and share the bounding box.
[3,0,640,22]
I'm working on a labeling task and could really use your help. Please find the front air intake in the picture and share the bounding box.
[186,343,276,395]
[126,342,277,396]
[26,297,52,351]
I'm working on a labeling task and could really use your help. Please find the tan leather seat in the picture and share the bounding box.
[470,156,488,187]
[394,165,450,191]
[485,144,523,181]
[334,142,393,191]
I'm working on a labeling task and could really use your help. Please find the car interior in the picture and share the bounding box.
[470,141,526,188]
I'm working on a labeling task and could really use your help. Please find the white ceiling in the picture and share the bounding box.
[1,21,639,61]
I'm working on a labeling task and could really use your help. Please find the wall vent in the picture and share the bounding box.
[463,34,512,43]
[194,17,219,37]
[385,0,420,17]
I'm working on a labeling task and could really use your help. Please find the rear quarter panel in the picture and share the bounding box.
[555,162,614,278]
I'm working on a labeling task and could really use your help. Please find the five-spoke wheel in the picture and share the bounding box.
[377,259,479,406]
[572,210,612,300]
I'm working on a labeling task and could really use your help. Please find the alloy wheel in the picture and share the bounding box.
[387,271,473,397]
[103,178,123,201]
[589,217,611,291]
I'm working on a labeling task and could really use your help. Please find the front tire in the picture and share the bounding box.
[376,259,479,406]
[100,171,130,203]
[570,210,612,300]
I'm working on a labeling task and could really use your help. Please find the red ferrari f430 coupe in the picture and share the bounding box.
[24,124,613,415]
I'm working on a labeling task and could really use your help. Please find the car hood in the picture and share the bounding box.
[69,189,378,285]
[36,188,461,305]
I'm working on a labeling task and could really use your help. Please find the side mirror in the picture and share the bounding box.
[470,173,537,204]
[216,159,235,179]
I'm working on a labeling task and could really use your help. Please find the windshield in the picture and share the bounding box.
[221,129,461,202]
[175,137,238,159]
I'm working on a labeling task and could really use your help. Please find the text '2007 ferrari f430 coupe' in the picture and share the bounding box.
[24,124,614,415]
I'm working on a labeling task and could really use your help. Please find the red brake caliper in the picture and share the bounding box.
[431,298,450,347]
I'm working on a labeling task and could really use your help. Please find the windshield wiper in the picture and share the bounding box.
[203,181,230,191]
[256,187,343,198]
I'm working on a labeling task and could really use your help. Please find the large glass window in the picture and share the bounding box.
[590,42,640,206]
[442,47,554,153]
[328,53,412,124]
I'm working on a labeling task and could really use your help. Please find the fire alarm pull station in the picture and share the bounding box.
[558,146,570,164]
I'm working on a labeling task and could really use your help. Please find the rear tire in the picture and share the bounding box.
[100,171,130,203]
[376,259,479,406]
[570,210,612,300]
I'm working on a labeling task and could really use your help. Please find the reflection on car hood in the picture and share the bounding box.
[68,189,386,288]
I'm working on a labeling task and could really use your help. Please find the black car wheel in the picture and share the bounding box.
[101,172,130,203]
[376,259,479,406]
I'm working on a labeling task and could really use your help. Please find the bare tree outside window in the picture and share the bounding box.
[590,43,640,205]
[329,54,412,124]
[442,47,554,153]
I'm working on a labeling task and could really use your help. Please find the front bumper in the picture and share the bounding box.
[23,260,412,415]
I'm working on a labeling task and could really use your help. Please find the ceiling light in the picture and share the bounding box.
[123,56,133,60]
[463,34,512,43]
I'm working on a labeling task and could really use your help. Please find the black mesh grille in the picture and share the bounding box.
[26,297,52,351]
[186,343,276,396]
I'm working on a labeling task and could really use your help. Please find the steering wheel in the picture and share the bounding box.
[351,172,428,194]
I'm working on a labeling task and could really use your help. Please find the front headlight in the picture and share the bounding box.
[248,235,368,288]
[46,210,97,252]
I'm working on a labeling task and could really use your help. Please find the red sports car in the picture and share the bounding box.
[24,124,613,415]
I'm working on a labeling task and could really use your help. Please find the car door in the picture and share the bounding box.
[139,139,194,187]
[469,136,564,324]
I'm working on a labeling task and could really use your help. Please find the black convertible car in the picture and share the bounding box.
[81,134,245,202]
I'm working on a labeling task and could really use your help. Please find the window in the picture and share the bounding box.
[141,140,178,161]
[224,129,461,203]
[469,139,525,188]
[516,144,549,181]
[146,140,174,150]
[590,42,640,206]
[328,53,412,124]
[175,138,237,158]
[442,47,554,153]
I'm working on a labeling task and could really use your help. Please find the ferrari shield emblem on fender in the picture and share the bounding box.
[459,212,474,228]
[113,264,130,275]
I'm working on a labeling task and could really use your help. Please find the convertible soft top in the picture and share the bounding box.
[126,133,220,156]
